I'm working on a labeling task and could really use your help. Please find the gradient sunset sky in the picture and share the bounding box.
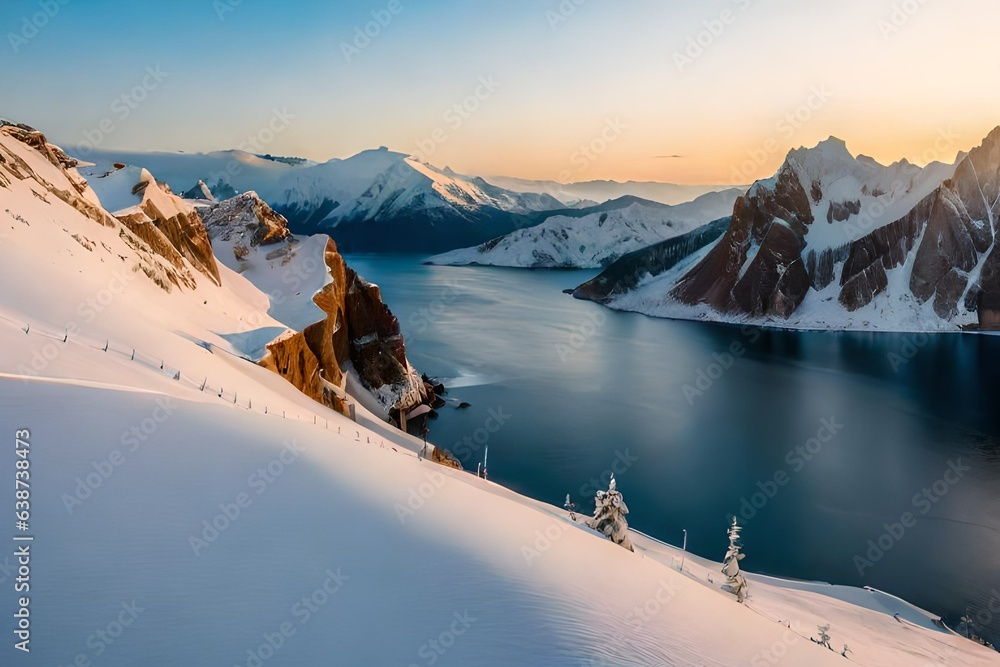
[3,0,999,185]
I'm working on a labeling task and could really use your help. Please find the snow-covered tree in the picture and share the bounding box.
[722,516,747,603]
[811,624,832,649]
[586,475,634,552]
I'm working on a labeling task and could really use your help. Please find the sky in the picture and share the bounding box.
[2,0,1000,185]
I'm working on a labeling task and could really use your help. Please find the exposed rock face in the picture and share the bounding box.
[805,245,848,291]
[573,218,730,303]
[574,131,1000,330]
[838,215,922,311]
[122,173,222,286]
[199,191,292,262]
[672,164,813,318]
[0,124,204,293]
[260,238,432,424]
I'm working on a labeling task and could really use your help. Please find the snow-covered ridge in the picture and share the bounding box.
[427,190,743,269]
[574,131,1000,333]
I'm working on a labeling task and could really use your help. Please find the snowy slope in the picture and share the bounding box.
[781,137,955,252]
[427,190,742,269]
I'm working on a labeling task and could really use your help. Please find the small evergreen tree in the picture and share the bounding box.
[722,516,748,602]
[811,624,832,649]
[586,475,634,552]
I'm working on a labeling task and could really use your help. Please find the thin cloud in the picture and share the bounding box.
[653,155,685,159]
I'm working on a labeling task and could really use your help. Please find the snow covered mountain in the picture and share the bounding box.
[3,121,997,666]
[572,133,1000,331]
[485,174,746,207]
[4,122,436,428]
[72,146,567,253]
[427,189,743,269]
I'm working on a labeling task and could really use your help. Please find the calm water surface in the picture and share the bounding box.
[347,254,1000,644]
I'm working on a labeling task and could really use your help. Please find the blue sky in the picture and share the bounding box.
[3,0,999,183]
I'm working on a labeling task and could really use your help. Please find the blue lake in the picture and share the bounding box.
[346,254,1000,646]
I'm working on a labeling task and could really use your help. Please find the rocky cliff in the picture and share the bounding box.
[0,124,217,294]
[577,131,1000,331]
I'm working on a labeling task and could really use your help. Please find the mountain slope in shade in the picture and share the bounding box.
[574,133,1000,331]
[426,190,742,269]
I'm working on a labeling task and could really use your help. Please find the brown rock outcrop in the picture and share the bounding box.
[199,191,292,256]
[260,237,431,425]
[125,174,221,286]
[672,163,813,318]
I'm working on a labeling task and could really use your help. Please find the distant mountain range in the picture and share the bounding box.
[484,175,745,208]
[69,145,736,254]
[573,130,1000,332]
[426,190,742,269]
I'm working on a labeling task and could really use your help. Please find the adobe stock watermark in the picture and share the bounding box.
[214,0,242,21]
[451,407,512,465]
[577,449,639,505]
[8,0,70,53]
[189,439,306,556]
[886,332,934,373]
[207,108,296,188]
[405,279,467,338]
[61,397,178,515]
[412,76,502,162]
[545,0,588,31]
[853,459,970,576]
[730,85,834,185]
[407,611,477,667]
[557,117,628,183]
[522,518,573,566]
[233,246,329,335]
[57,600,145,666]
[965,589,1000,634]
[673,0,752,72]
[682,325,763,405]
[581,579,681,666]
[75,67,170,157]
[17,268,138,381]
[340,0,406,63]
[738,417,844,523]
[234,568,349,667]
[838,126,959,242]
[878,0,932,39]
[555,309,606,362]
[394,469,447,524]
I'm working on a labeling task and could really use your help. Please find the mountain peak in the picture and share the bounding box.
[789,136,854,162]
